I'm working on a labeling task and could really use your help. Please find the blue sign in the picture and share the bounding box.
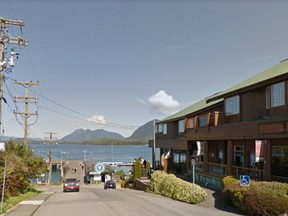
[95,163,105,172]
[240,175,250,186]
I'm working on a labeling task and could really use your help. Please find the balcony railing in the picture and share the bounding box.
[232,166,263,181]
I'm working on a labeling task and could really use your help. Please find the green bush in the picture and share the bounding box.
[222,176,288,216]
[223,175,239,187]
[147,170,166,194]
[242,182,288,216]
[133,159,142,181]
[158,174,179,198]
[148,170,208,204]
[172,180,207,204]
[222,176,245,208]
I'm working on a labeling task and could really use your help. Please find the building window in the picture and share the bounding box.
[173,151,186,163]
[178,120,185,133]
[234,145,244,166]
[272,146,288,178]
[157,124,163,133]
[163,124,167,134]
[186,117,194,129]
[199,116,207,127]
[225,95,240,116]
[266,82,285,108]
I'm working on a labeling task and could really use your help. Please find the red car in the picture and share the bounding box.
[63,178,80,192]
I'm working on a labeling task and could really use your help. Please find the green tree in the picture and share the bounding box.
[0,141,47,197]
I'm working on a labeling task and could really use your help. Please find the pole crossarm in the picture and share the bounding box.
[14,81,39,147]
[14,96,39,103]
[0,36,28,46]
[0,17,25,26]
[0,17,29,142]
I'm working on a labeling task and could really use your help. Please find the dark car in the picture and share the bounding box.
[104,180,116,189]
[63,178,80,192]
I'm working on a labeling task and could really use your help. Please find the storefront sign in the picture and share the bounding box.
[258,123,285,134]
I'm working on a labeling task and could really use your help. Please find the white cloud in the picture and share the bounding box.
[86,115,108,125]
[147,90,180,115]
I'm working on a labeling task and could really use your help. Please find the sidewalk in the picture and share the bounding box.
[3,185,56,216]
[3,160,86,216]
[197,188,243,215]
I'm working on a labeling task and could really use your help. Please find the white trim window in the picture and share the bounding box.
[178,120,185,133]
[157,124,163,133]
[271,82,285,108]
[163,123,167,134]
[225,95,240,116]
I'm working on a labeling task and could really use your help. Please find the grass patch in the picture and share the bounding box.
[0,191,39,214]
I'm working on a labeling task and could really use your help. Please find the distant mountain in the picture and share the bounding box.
[60,129,125,142]
[127,120,156,140]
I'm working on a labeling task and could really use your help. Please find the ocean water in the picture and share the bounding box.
[30,143,158,163]
[30,143,159,183]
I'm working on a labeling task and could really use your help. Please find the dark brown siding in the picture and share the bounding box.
[241,88,266,121]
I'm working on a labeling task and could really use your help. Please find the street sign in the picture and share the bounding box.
[95,163,105,172]
[240,175,250,187]
[191,159,196,166]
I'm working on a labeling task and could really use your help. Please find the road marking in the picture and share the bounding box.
[20,200,44,205]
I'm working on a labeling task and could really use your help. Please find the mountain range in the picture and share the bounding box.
[59,120,156,143]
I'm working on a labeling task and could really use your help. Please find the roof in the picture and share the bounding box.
[207,59,288,102]
[158,98,223,123]
[158,59,288,124]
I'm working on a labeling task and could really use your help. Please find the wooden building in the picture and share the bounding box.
[153,59,288,188]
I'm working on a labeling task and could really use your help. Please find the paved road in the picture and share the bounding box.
[4,184,243,216]
[64,160,85,183]
[4,160,244,216]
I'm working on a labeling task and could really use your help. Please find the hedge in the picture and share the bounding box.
[222,176,288,216]
[148,171,208,204]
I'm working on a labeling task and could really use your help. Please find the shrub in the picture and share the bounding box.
[222,176,288,216]
[158,174,179,198]
[147,170,166,194]
[222,176,245,208]
[148,170,208,204]
[133,159,142,181]
[172,180,208,204]
[223,175,239,187]
[242,182,288,216]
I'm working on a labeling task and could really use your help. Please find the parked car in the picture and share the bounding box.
[63,178,80,192]
[104,180,116,189]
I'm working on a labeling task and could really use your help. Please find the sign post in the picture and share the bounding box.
[191,159,196,184]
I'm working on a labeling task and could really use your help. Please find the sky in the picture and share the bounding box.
[1,0,288,139]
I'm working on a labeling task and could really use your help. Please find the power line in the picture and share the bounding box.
[8,77,139,130]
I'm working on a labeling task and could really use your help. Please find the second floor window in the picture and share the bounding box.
[186,117,194,129]
[178,120,185,133]
[199,116,207,127]
[163,124,167,134]
[157,124,163,133]
[266,81,285,108]
[225,95,240,116]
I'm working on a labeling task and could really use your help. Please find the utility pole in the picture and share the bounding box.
[44,132,57,185]
[14,81,39,147]
[0,17,28,141]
